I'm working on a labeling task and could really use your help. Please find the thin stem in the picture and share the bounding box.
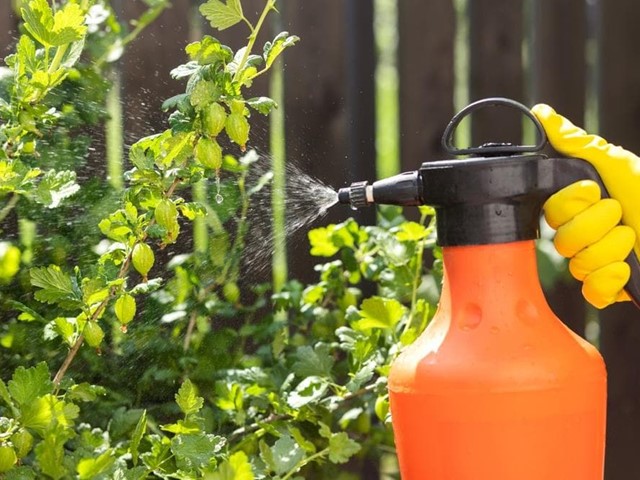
[232,0,276,83]
[54,177,183,387]
[183,311,198,351]
[281,448,330,480]
[0,194,19,224]
[48,44,69,74]
[406,212,430,333]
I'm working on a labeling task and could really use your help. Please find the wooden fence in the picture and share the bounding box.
[3,1,640,478]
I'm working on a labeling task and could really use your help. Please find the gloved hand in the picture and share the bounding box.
[531,104,640,309]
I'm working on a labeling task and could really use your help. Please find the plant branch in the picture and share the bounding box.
[0,194,19,224]
[282,448,330,480]
[232,0,276,83]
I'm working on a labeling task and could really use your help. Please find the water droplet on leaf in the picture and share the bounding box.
[216,194,224,204]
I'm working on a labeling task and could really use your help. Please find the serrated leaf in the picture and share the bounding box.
[308,225,340,257]
[292,344,334,378]
[51,3,87,46]
[76,450,115,479]
[200,0,244,30]
[271,435,304,476]
[178,202,206,220]
[264,32,300,69]
[32,170,80,208]
[354,296,406,331]
[396,221,429,242]
[247,96,277,115]
[8,362,52,406]
[170,434,225,471]
[175,379,203,415]
[209,451,253,480]
[287,376,329,408]
[328,432,360,464]
[21,0,55,47]
[130,410,146,466]
[30,265,82,309]
[35,433,69,480]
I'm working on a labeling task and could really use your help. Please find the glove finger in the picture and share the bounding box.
[531,104,634,170]
[582,262,631,309]
[543,180,601,229]
[569,225,636,280]
[553,198,622,258]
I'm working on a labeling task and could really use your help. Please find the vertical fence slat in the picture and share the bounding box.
[597,1,640,478]
[469,0,524,145]
[398,0,455,167]
[531,0,587,337]
[531,0,585,121]
[0,6,18,57]
[120,0,192,141]
[282,1,350,282]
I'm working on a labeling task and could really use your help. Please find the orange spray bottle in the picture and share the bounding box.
[338,98,640,479]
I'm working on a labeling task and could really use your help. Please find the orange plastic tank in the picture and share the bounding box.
[388,240,607,479]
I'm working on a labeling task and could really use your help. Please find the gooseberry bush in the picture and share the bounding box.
[0,0,439,478]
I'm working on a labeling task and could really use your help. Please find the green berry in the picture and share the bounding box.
[114,294,136,325]
[84,321,105,348]
[225,113,250,150]
[12,429,33,459]
[223,282,240,304]
[202,102,227,136]
[0,446,16,472]
[155,199,178,230]
[374,396,389,422]
[194,137,223,170]
[132,242,154,278]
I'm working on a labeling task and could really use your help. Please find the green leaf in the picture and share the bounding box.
[190,80,217,109]
[264,32,300,69]
[396,221,428,242]
[8,362,52,406]
[30,265,82,309]
[199,0,244,30]
[32,170,80,208]
[292,344,334,378]
[130,410,147,466]
[170,433,225,471]
[178,202,206,220]
[209,451,254,480]
[77,450,115,479]
[354,296,406,331]
[5,466,37,479]
[185,36,232,65]
[287,376,329,409]
[21,0,87,48]
[35,434,70,480]
[50,3,88,46]
[328,432,360,464]
[308,225,340,257]
[21,0,55,47]
[175,379,204,416]
[271,435,304,476]
[247,96,277,115]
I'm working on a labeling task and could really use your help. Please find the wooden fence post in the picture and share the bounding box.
[530,0,587,337]
[0,6,18,57]
[597,1,640,478]
[397,0,455,168]
[468,0,524,146]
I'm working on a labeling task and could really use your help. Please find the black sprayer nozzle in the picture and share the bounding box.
[338,172,422,209]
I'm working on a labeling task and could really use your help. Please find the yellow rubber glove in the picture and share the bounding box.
[532,104,640,309]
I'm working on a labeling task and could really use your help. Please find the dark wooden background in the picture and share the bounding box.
[2,1,640,478]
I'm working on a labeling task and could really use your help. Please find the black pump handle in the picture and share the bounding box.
[442,97,547,156]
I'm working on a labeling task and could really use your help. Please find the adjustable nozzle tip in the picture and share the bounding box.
[338,187,351,205]
[338,181,370,209]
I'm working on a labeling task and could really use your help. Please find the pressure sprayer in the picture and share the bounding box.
[337,98,640,480]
